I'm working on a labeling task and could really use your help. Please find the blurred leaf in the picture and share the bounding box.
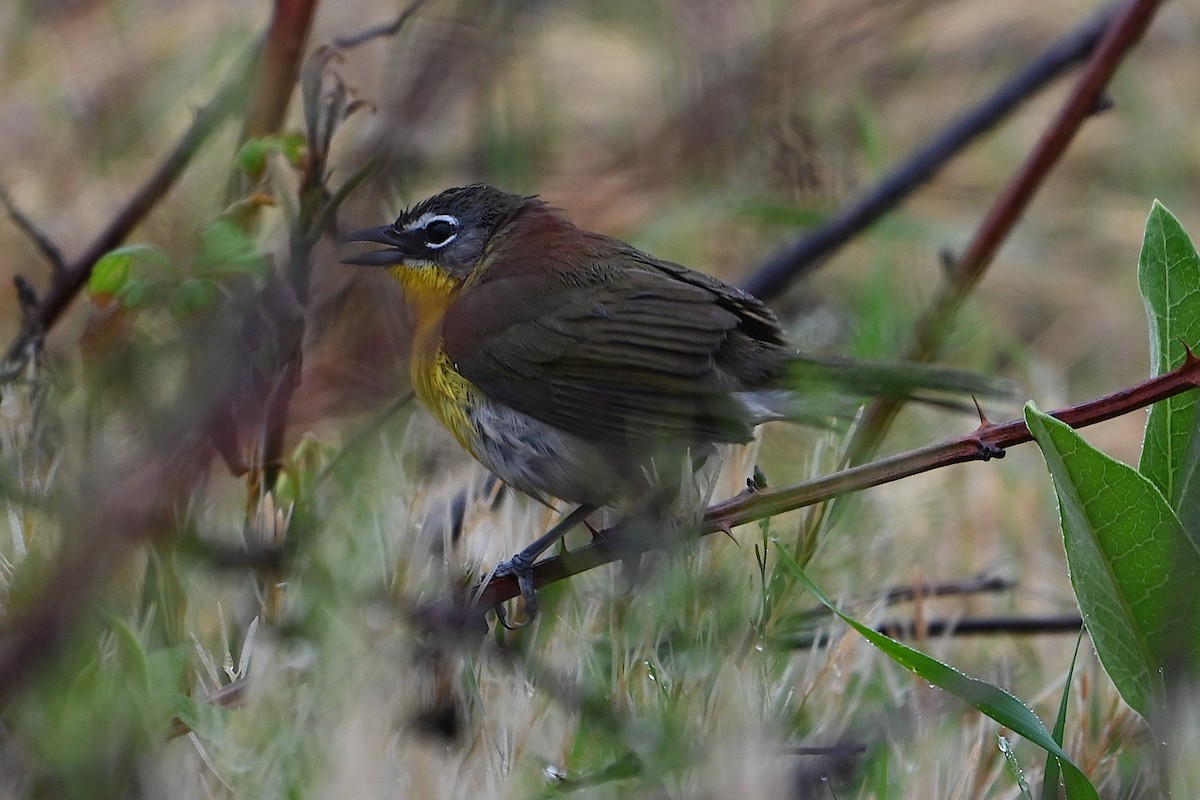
[12,624,188,796]
[88,245,172,297]
[1026,403,1200,720]
[1138,201,1200,525]
[735,198,827,229]
[109,617,151,687]
[852,86,887,176]
[480,81,542,189]
[89,252,130,297]
[198,218,268,277]
[142,546,189,647]
[117,276,163,308]
[170,277,221,318]
[535,752,642,798]
[235,132,307,179]
[775,543,1099,800]
[218,191,278,231]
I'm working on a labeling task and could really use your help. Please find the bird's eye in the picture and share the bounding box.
[423,217,459,248]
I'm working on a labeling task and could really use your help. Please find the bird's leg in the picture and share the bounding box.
[493,503,597,628]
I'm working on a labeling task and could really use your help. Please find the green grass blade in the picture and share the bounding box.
[1026,403,1200,719]
[1040,630,1084,800]
[774,544,1099,800]
[1138,201,1200,528]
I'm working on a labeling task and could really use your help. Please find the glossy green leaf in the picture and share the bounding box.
[1026,403,1200,719]
[1138,201,1200,527]
[775,544,1098,800]
[999,736,1034,800]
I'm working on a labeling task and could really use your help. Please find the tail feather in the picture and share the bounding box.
[736,354,1013,427]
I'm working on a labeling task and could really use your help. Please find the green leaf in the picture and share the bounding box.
[117,276,162,308]
[170,277,220,317]
[774,544,1099,800]
[999,736,1034,800]
[235,132,307,177]
[89,251,131,296]
[1040,631,1084,800]
[198,219,267,277]
[88,245,171,296]
[1025,402,1200,719]
[1138,201,1200,523]
[735,198,827,229]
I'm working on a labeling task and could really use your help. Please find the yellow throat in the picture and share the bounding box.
[388,264,479,454]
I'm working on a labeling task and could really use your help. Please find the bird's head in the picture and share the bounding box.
[342,185,538,281]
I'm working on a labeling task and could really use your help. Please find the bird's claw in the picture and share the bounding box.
[492,552,539,629]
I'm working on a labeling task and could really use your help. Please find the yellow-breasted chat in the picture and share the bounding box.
[344,185,998,621]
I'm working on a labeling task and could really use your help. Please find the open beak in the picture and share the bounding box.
[340,225,411,266]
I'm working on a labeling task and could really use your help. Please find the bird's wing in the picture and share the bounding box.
[441,246,789,445]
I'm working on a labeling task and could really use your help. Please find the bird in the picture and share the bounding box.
[343,185,996,619]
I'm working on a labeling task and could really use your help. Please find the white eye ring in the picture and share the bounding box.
[405,212,460,249]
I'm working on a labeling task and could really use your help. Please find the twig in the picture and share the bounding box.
[0,183,65,276]
[0,42,261,373]
[740,2,1126,301]
[798,573,1016,620]
[461,348,1200,611]
[842,0,1164,467]
[256,49,367,496]
[239,0,320,144]
[332,0,432,49]
[781,614,1084,649]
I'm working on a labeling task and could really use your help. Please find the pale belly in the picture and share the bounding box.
[465,394,630,508]
[411,346,628,507]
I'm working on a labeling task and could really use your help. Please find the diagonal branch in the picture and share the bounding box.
[0,43,261,373]
[463,349,1200,612]
[842,0,1164,467]
[238,0,319,144]
[740,1,1127,301]
[0,184,65,277]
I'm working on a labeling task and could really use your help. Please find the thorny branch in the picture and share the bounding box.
[464,350,1200,613]
[842,0,1165,467]
[0,42,261,375]
[740,1,1128,301]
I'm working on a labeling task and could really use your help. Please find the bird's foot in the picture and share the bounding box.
[492,551,539,629]
[489,503,597,629]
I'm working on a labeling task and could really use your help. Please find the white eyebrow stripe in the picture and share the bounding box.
[402,212,459,233]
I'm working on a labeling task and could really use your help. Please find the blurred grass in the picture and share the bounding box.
[1,0,1198,797]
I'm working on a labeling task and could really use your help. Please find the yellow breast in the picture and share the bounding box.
[412,346,479,453]
[388,264,480,455]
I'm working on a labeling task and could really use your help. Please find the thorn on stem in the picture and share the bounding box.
[972,396,993,429]
[1090,93,1116,116]
[938,248,958,277]
[14,276,39,317]
[1179,339,1198,365]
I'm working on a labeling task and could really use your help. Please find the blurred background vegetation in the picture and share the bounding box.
[0,0,1198,797]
